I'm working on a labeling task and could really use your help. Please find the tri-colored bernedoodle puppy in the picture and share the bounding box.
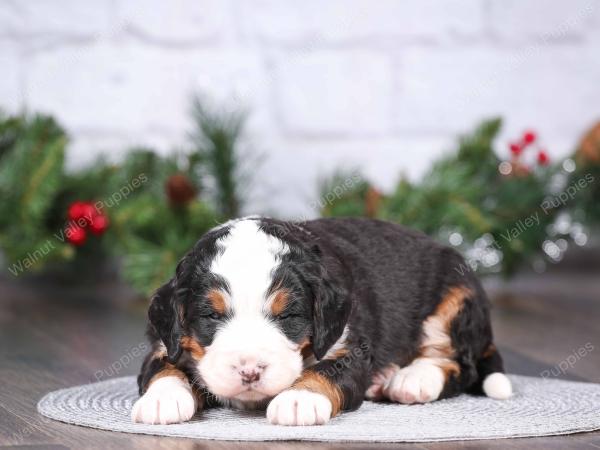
[132,217,512,426]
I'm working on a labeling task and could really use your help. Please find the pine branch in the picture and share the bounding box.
[0,114,66,265]
[189,96,251,219]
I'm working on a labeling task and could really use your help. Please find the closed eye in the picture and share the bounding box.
[201,312,222,321]
[277,312,299,320]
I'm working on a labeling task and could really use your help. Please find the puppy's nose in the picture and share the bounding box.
[238,360,267,385]
[239,368,261,384]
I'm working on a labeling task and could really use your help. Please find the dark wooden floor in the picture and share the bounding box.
[1,271,599,450]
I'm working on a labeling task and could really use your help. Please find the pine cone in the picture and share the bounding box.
[577,121,600,165]
[165,173,197,206]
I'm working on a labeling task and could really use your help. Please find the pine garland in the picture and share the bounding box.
[0,114,69,270]
[0,102,250,296]
[322,118,596,276]
[1,106,597,293]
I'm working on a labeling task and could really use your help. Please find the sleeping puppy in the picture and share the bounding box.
[132,217,512,426]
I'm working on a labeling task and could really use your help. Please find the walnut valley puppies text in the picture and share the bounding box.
[455,173,594,276]
[6,173,147,276]
[541,173,594,214]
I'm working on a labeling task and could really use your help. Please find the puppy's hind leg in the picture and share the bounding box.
[379,286,470,404]
[378,285,512,404]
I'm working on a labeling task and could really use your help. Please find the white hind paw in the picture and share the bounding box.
[383,362,444,404]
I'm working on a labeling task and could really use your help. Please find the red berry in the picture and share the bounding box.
[537,150,549,165]
[523,130,536,145]
[89,214,109,235]
[510,142,522,156]
[66,224,87,246]
[67,201,87,221]
[67,201,98,226]
[80,203,98,224]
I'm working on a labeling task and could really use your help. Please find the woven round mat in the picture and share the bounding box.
[37,375,600,443]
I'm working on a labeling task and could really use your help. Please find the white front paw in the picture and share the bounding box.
[131,376,197,424]
[267,389,332,426]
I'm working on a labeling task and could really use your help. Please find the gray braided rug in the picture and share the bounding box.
[37,375,600,443]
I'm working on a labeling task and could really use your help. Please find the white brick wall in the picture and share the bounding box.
[1,0,599,217]
[0,41,21,111]
[274,50,394,136]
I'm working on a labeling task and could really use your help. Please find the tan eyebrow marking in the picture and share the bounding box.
[270,288,290,315]
[181,336,205,360]
[207,289,226,314]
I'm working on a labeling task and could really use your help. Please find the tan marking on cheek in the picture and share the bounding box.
[207,289,226,314]
[181,336,205,360]
[292,371,344,417]
[270,289,289,316]
[298,339,312,358]
[418,286,473,379]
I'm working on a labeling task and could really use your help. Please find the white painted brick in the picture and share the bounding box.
[261,132,584,219]
[65,131,184,170]
[0,0,112,37]
[0,42,22,112]
[4,0,599,217]
[488,0,596,43]
[237,0,484,43]
[393,43,600,143]
[273,50,394,136]
[585,9,600,44]
[24,41,265,136]
[253,135,454,218]
[115,0,229,44]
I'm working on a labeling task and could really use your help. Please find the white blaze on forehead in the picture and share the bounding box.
[210,219,288,313]
[200,220,302,402]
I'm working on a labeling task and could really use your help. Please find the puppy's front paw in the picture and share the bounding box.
[131,376,197,424]
[384,362,444,404]
[267,389,332,426]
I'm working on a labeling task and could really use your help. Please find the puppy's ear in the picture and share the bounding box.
[310,248,350,360]
[148,279,183,364]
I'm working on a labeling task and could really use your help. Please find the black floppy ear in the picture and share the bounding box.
[148,279,183,364]
[310,249,350,360]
